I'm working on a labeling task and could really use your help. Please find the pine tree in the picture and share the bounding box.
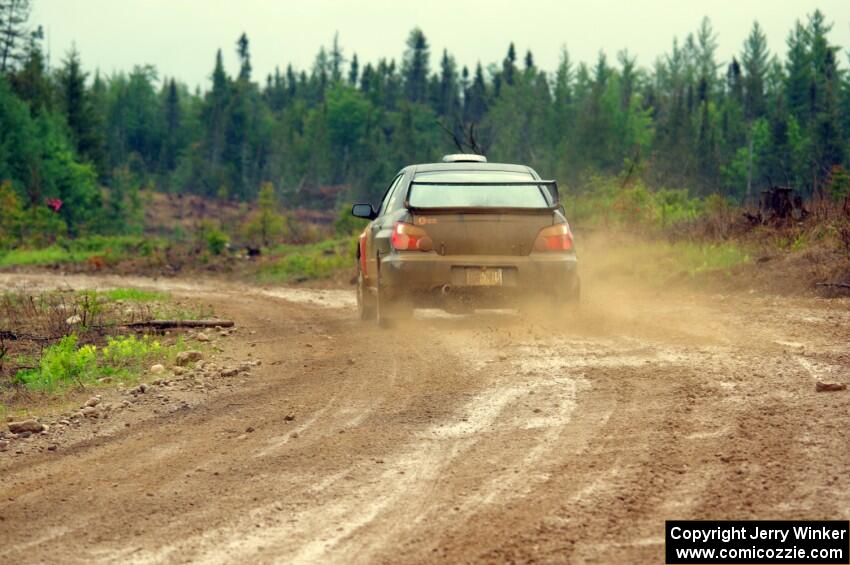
[784,21,811,125]
[330,32,344,84]
[243,182,286,247]
[57,46,106,175]
[311,46,329,102]
[348,53,359,86]
[237,33,251,81]
[0,0,30,73]
[741,21,770,121]
[286,64,297,99]
[402,28,429,103]
[554,47,573,107]
[10,25,51,113]
[360,62,375,96]
[502,43,517,87]
[695,17,719,89]
[695,76,720,192]
[199,49,230,194]
[618,50,637,111]
[459,65,470,112]
[808,11,842,188]
[160,79,181,175]
[524,50,534,72]
[722,58,746,154]
[437,49,458,117]
[464,62,487,123]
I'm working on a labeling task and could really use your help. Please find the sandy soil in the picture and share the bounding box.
[0,254,849,564]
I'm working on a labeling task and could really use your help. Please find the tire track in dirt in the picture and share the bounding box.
[0,272,848,564]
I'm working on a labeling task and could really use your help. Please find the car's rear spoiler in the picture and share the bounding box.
[405,180,560,212]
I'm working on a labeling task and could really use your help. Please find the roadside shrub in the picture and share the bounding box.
[101,335,162,369]
[563,176,704,233]
[195,221,229,256]
[241,182,289,247]
[205,229,229,256]
[611,183,659,230]
[14,335,97,390]
[656,189,703,228]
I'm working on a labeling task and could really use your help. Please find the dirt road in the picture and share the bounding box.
[1,264,849,564]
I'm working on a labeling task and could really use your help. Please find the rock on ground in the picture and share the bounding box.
[8,419,45,434]
[176,350,204,366]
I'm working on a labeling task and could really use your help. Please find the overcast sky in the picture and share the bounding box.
[32,0,850,90]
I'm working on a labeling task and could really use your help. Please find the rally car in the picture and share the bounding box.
[352,154,579,325]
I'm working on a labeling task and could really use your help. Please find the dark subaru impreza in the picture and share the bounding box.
[352,154,579,325]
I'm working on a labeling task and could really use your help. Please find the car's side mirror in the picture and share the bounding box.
[351,203,377,219]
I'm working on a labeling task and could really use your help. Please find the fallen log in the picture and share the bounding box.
[126,319,235,329]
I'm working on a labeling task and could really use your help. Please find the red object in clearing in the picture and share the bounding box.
[45,198,63,212]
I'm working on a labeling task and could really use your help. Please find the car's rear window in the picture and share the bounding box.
[408,171,550,209]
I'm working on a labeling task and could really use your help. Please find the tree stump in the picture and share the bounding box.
[757,187,808,224]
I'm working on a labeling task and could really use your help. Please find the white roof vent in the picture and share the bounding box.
[441,154,487,163]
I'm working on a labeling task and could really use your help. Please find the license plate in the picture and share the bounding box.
[466,268,503,286]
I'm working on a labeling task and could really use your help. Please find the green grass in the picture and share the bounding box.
[99,288,169,302]
[667,241,751,275]
[645,240,750,280]
[592,239,751,286]
[0,246,94,266]
[86,287,210,320]
[14,335,98,391]
[0,235,165,268]
[260,237,355,282]
[13,333,189,392]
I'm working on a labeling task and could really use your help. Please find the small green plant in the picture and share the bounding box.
[242,182,289,247]
[101,335,163,368]
[76,291,104,327]
[205,229,229,255]
[195,220,229,256]
[15,335,97,391]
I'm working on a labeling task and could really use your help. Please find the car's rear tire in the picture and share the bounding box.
[357,270,376,321]
[376,279,412,328]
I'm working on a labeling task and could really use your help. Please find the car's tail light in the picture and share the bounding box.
[534,223,573,252]
[391,222,433,251]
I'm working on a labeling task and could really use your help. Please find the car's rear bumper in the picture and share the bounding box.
[379,251,578,300]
